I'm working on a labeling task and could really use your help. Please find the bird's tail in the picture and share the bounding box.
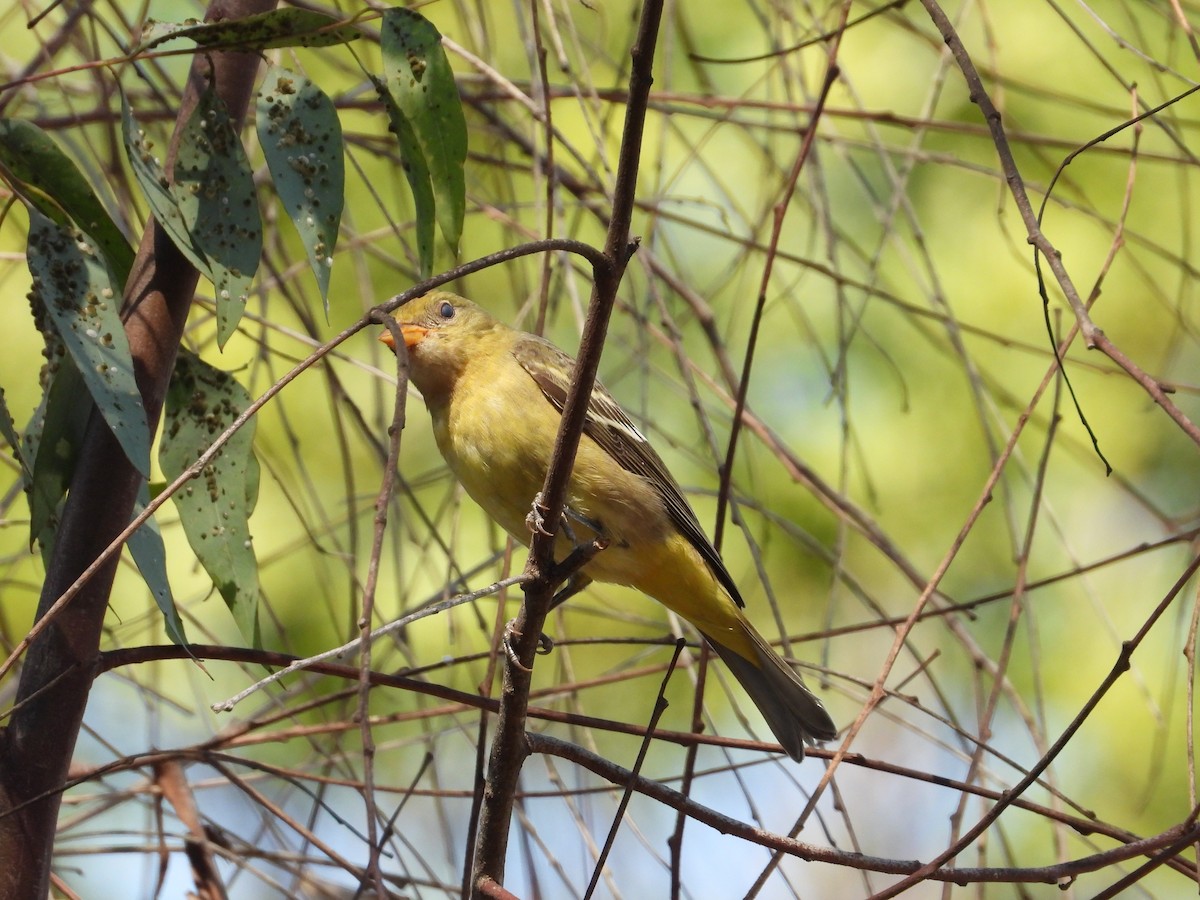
[705,620,837,762]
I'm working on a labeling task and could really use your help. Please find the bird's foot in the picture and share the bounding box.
[526,494,607,546]
[502,619,555,672]
[525,492,553,537]
[562,505,604,545]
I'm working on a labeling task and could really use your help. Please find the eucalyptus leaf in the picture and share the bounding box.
[122,86,262,348]
[173,85,262,347]
[23,361,90,559]
[0,119,134,283]
[122,92,210,278]
[137,9,361,53]
[375,80,435,277]
[160,351,260,646]
[129,482,189,647]
[256,65,344,312]
[380,9,466,253]
[0,388,22,471]
[25,211,151,477]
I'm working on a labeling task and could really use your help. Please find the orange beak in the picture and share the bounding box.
[378,324,429,351]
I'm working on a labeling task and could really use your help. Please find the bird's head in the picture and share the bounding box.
[379,291,505,404]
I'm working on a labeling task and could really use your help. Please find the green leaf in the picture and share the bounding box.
[256,65,344,313]
[122,92,207,272]
[121,86,262,348]
[23,361,90,559]
[0,122,141,556]
[25,211,151,477]
[129,482,189,647]
[0,119,135,284]
[137,9,361,53]
[380,7,467,263]
[173,85,262,348]
[0,386,57,558]
[160,351,260,647]
[0,388,22,471]
[374,81,435,278]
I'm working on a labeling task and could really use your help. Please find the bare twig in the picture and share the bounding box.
[528,732,1200,885]
[921,0,1200,451]
[470,2,664,894]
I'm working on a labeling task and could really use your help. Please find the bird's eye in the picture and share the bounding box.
[438,301,455,320]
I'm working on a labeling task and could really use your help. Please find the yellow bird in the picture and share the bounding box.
[381,291,836,760]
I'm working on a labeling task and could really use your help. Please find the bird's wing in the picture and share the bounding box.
[511,335,745,608]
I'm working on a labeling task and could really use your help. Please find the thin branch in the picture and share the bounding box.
[0,239,604,685]
[470,3,664,893]
[528,732,1200,885]
[870,549,1200,897]
[921,0,1200,451]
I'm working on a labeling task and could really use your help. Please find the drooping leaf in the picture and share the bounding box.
[380,7,467,268]
[172,85,262,347]
[159,351,260,646]
[0,388,22,471]
[374,80,435,277]
[256,65,344,312]
[2,122,142,557]
[137,8,361,53]
[0,387,55,557]
[25,210,151,477]
[129,482,189,647]
[122,91,205,274]
[0,119,135,283]
[23,361,90,560]
[121,86,262,348]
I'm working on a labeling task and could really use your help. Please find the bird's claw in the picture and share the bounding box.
[502,620,554,672]
[527,493,608,547]
[525,492,554,537]
[503,620,533,672]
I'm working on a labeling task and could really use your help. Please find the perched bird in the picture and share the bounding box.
[381,291,836,760]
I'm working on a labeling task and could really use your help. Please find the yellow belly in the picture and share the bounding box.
[427,368,755,660]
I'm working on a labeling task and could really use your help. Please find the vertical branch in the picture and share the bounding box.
[689,16,845,897]
[529,0,557,336]
[712,40,844,549]
[0,2,273,896]
[469,0,665,895]
[358,319,412,898]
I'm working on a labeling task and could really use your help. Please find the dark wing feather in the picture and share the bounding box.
[511,336,745,608]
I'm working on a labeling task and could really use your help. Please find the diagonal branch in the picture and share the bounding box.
[920,0,1200,450]
[0,2,274,896]
[469,0,665,894]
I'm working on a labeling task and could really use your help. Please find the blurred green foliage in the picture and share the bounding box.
[2,0,1200,896]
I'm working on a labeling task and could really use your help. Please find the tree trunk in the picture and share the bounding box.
[0,3,273,894]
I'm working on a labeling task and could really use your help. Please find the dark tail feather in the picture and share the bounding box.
[706,625,836,762]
